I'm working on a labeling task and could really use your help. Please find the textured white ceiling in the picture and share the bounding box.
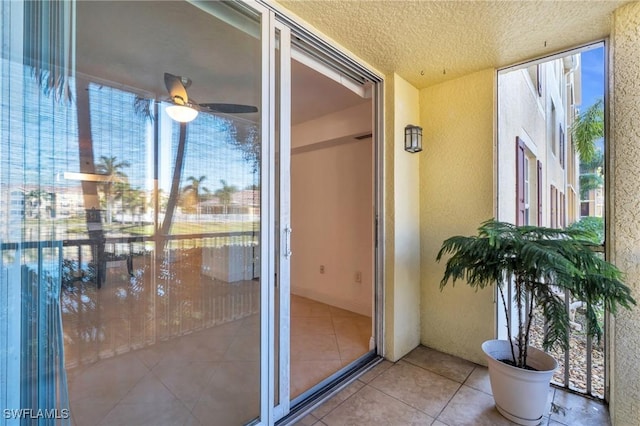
[276,0,630,88]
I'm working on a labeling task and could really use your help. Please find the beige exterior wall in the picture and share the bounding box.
[419,69,496,365]
[498,68,547,224]
[383,73,422,361]
[610,2,640,424]
[498,57,580,228]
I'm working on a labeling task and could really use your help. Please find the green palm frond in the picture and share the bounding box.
[534,286,570,352]
[572,99,604,163]
[437,219,636,368]
[134,96,155,122]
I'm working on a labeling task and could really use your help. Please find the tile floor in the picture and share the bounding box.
[290,294,372,398]
[292,345,611,426]
[63,255,372,425]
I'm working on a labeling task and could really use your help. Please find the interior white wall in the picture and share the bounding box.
[290,107,373,316]
[291,102,371,149]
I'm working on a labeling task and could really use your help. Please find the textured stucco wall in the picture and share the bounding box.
[419,69,496,365]
[384,73,422,361]
[610,2,640,424]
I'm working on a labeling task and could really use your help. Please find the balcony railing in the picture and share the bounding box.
[2,232,260,370]
[527,244,606,399]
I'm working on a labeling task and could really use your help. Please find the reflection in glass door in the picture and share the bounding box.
[0,1,268,425]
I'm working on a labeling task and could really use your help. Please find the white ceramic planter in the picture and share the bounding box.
[482,339,558,426]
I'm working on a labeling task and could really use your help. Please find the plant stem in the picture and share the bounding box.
[498,283,517,365]
[523,286,535,369]
[517,276,524,367]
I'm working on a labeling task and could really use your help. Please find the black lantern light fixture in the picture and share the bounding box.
[404,124,422,153]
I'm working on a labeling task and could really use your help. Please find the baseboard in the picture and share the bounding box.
[291,287,371,317]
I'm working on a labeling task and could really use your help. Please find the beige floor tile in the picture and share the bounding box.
[292,412,320,426]
[182,414,203,426]
[358,360,394,383]
[292,316,336,335]
[224,332,261,361]
[236,313,260,336]
[204,317,246,336]
[329,305,362,317]
[369,360,461,417]
[191,360,260,425]
[154,331,236,366]
[291,333,341,362]
[437,385,519,426]
[67,351,149,402]
[332,316,371,339]
[291,360,345,398]
[291,295,333,318]
[322,385,433,426]
[550,388,610,426]
[152,361,218,410]
[403,345,476,383]
[464,365,493,395]
[99,399,191,426]
[70,397,119,426]
[310,379,365,419]
[118,371,176,405]
[134,340,171,369]
[332,317,370,364]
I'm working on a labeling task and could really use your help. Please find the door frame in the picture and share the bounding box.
[273,17,292,422]
[253,1,385,423]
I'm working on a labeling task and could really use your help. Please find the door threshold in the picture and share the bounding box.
[276,353,382,425]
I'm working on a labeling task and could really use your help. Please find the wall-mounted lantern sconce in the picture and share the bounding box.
[404,124,422,153]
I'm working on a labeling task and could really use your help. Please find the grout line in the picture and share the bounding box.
[311,380,367,421]
[365,383,438,422]
[400,356,474,386]
[432,382,463,423]
[93,367,152,426]
[460,365,493,396]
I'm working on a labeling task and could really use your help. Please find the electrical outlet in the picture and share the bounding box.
[320,265,325,274]
[355,271,362,283]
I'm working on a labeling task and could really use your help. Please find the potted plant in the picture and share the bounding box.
[436,219,635,426]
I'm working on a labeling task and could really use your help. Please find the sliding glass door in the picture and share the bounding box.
[1,0,381,423]
[0,1,283,424]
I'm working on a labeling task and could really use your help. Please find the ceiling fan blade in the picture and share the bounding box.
[164,73,189,104]
[200,103,258,114]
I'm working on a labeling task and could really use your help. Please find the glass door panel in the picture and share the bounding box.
[0,1,266,425]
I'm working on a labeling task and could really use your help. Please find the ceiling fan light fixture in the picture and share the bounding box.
[166,104,198,123]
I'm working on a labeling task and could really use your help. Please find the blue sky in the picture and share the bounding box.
[580,46,604,110]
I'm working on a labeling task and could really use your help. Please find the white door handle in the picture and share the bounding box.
[284,227,292,259]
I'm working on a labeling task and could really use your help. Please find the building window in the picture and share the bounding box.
[551,102,558,156]
[524,156,530,224]
[581,201,590,217]
[559,125,565,169]
[516,137,526,225]
[550,185,558,228]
